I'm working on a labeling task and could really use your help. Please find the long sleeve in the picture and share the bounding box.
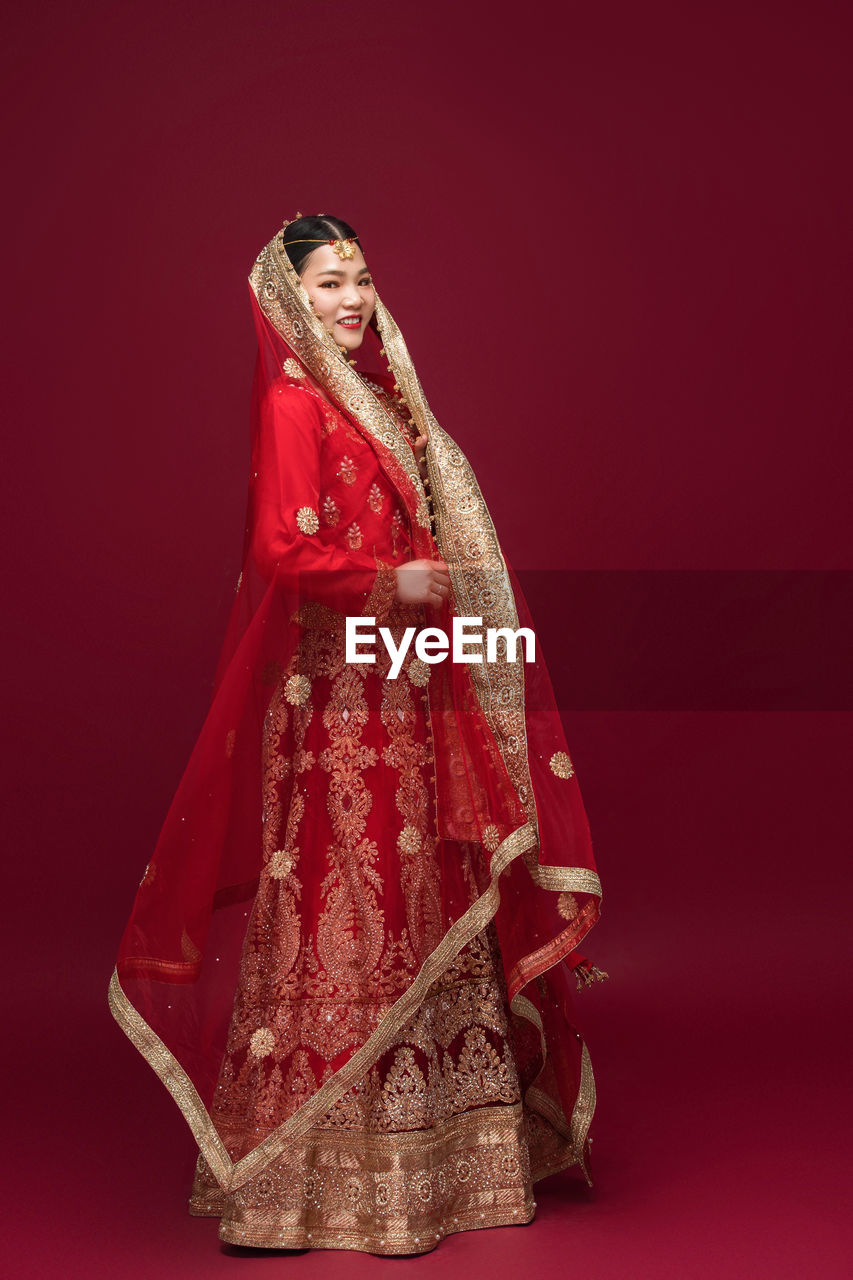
[249,382,399,628]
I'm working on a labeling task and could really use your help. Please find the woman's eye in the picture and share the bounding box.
[319,278,371,289]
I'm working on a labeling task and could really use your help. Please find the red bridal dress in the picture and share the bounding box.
[108,222,606,1256]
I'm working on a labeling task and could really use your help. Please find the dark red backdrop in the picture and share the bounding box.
[3,1,850,1276]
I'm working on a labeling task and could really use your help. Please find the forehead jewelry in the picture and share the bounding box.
[281,235,359,260]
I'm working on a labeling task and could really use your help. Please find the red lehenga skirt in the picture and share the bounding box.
[186,599,583,1254]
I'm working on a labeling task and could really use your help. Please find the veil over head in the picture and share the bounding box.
[109,216,605,1194]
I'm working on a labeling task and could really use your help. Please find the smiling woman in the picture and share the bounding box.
[108,211,606,1257]
[289,220,377,350]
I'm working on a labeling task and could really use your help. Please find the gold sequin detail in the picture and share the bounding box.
[346,522,363,550]
[249,1028,276,1058]
[269,850,296,880]
[549,750,574,779]
[367,481,384,513]
[296,506,319,535]
[397,825,421,855]
[283,358,305,379]
[285,674,312,706]
[406,657,431,687]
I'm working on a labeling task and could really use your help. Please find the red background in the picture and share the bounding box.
[3,1,850,1275]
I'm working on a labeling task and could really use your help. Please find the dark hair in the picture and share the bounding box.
[280,214,362,275]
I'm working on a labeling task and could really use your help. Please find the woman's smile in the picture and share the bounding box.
[297,242,375,352]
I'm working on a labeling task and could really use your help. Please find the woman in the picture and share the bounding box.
[108,213,606,1256]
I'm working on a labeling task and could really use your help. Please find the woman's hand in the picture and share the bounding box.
[394,558,451,610]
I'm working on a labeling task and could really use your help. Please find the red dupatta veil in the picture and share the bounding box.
[108,219,605,1194]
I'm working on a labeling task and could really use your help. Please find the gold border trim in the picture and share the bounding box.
[109,820,600,1192]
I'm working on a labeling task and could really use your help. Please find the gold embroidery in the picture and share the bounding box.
[481,824,501,852]
[367,481,384,513]
[315,664,384,981]
[187,1101,578,1254]
[346,521,363,549]
[337,455,357,485]
[557,891,579,920]
[549,750,574,779]
[321,495,341,526]
[361,556,398,622]
[283,357,305,379]
[390,507,405,559]
[380,673,441,963]
[249,1028,276,1058]
[109,815,590,1193]
[186,917,585,1250]
[284,674,311,705]
[296,506,319,535]
[268,849,295,880]
[397,825,420,855]
[406,657,431,687]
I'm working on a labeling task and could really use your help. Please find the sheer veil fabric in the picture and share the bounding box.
[108,221,605,1233]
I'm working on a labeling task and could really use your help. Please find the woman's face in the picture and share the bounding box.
[299,243,376,354]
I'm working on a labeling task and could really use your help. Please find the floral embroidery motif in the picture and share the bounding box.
[557,891,579,921]
[269,848,296,880]
[337,455,357,485]
[549,750,574,779]
[321,495,341,527]
[249,1027,276,1058]
[397,824,421,855]
[285,674,312,706]
[407,657,431,687]
[282,357,305,379]
[367,481,384,513]
[346,522,363,550]
[481,824,501,852]
[296,505,319,535]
